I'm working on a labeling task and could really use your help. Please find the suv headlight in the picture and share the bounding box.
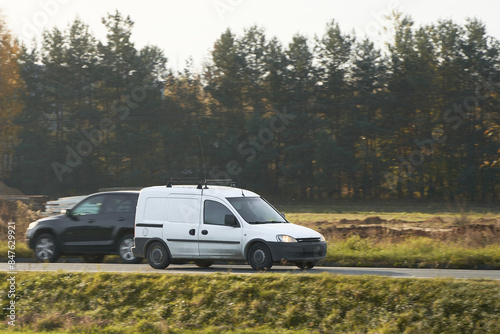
[277,235,297,243]
[28,221,39,230]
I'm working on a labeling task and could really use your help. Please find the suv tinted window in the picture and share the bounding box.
[72,195,106,216]
[103,194,138,213]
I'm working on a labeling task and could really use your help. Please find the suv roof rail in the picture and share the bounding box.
[166,178,236,189]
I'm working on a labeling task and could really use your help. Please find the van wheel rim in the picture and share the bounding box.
[253,249,266,265]
[151,247,164,264]
[36,238,55,260]
[119,238,135,261]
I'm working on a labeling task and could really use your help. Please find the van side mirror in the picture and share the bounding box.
[224,214,238,227]
[65,208,72,216]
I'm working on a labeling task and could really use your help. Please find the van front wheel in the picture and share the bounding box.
[147,241,171,269]
[248,243,273,271]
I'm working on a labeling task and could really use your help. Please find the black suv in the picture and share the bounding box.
[26,191,141,263]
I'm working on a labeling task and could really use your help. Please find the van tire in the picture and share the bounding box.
[147,241,171,269]
[248,243,273,271]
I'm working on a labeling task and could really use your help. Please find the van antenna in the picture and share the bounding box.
[194,117,207,181]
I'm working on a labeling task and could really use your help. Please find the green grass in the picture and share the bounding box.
[1,272,499,333]
[277,199,500,214]
[325,236,500,269]
[0,242,33,260]
[277,200,500,222]
[282,211,500,224]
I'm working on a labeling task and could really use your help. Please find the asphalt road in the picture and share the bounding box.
[2,262,500,280]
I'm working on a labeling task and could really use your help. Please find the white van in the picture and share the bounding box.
[132,183,327,270]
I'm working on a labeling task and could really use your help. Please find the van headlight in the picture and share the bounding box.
[28,221,39,230]
[277,235,297,243]
[319,234,326,242]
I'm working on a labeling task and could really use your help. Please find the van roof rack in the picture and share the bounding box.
[166,178,235,189]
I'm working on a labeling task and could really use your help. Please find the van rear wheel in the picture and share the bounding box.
[147,241,170,269]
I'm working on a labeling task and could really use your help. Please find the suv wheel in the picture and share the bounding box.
[118,234,142,264]
[248,243,273,271]
[147,241,171,269]
[34,233,59,262]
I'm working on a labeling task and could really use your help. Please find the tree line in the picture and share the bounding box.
[1,11,499,201]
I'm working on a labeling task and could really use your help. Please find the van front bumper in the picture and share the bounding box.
[267,241,327,263]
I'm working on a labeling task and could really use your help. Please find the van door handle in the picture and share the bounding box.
[189,229,195,236]
[201,230,208,235]
[117,217,125,221]
[88,219,95,223]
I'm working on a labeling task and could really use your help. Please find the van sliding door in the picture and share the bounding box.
[164,196,201,258]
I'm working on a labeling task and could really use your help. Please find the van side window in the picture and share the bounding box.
[204,200,233,226]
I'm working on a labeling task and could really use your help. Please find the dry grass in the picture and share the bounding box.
[0,200,42,241]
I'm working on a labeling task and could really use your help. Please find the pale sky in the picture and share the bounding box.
[1,0,500,72]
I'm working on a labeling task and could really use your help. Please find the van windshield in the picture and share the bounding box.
[227,197,287,224]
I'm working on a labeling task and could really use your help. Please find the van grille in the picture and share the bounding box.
[296,237,321,243]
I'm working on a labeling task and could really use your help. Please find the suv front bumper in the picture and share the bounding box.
[25,228,35,249]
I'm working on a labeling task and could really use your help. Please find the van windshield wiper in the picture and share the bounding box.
[248,220,286,224]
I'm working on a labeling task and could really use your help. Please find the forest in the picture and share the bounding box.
[0,11,499,201]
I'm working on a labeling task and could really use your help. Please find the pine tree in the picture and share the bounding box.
[314,20,355,198]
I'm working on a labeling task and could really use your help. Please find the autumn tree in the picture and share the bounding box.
[0,13,24,179]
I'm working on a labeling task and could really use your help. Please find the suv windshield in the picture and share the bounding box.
[227,197,287,224]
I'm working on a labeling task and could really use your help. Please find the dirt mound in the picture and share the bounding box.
[339,218,362,225]
[0,181,23,195]
[473,218,499,225]
[425,216,446,225]
[312,217,500,246]
[362,216,384,224]
[387,219,409,224]
[320,225,432,240]
[358,216,453,226]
